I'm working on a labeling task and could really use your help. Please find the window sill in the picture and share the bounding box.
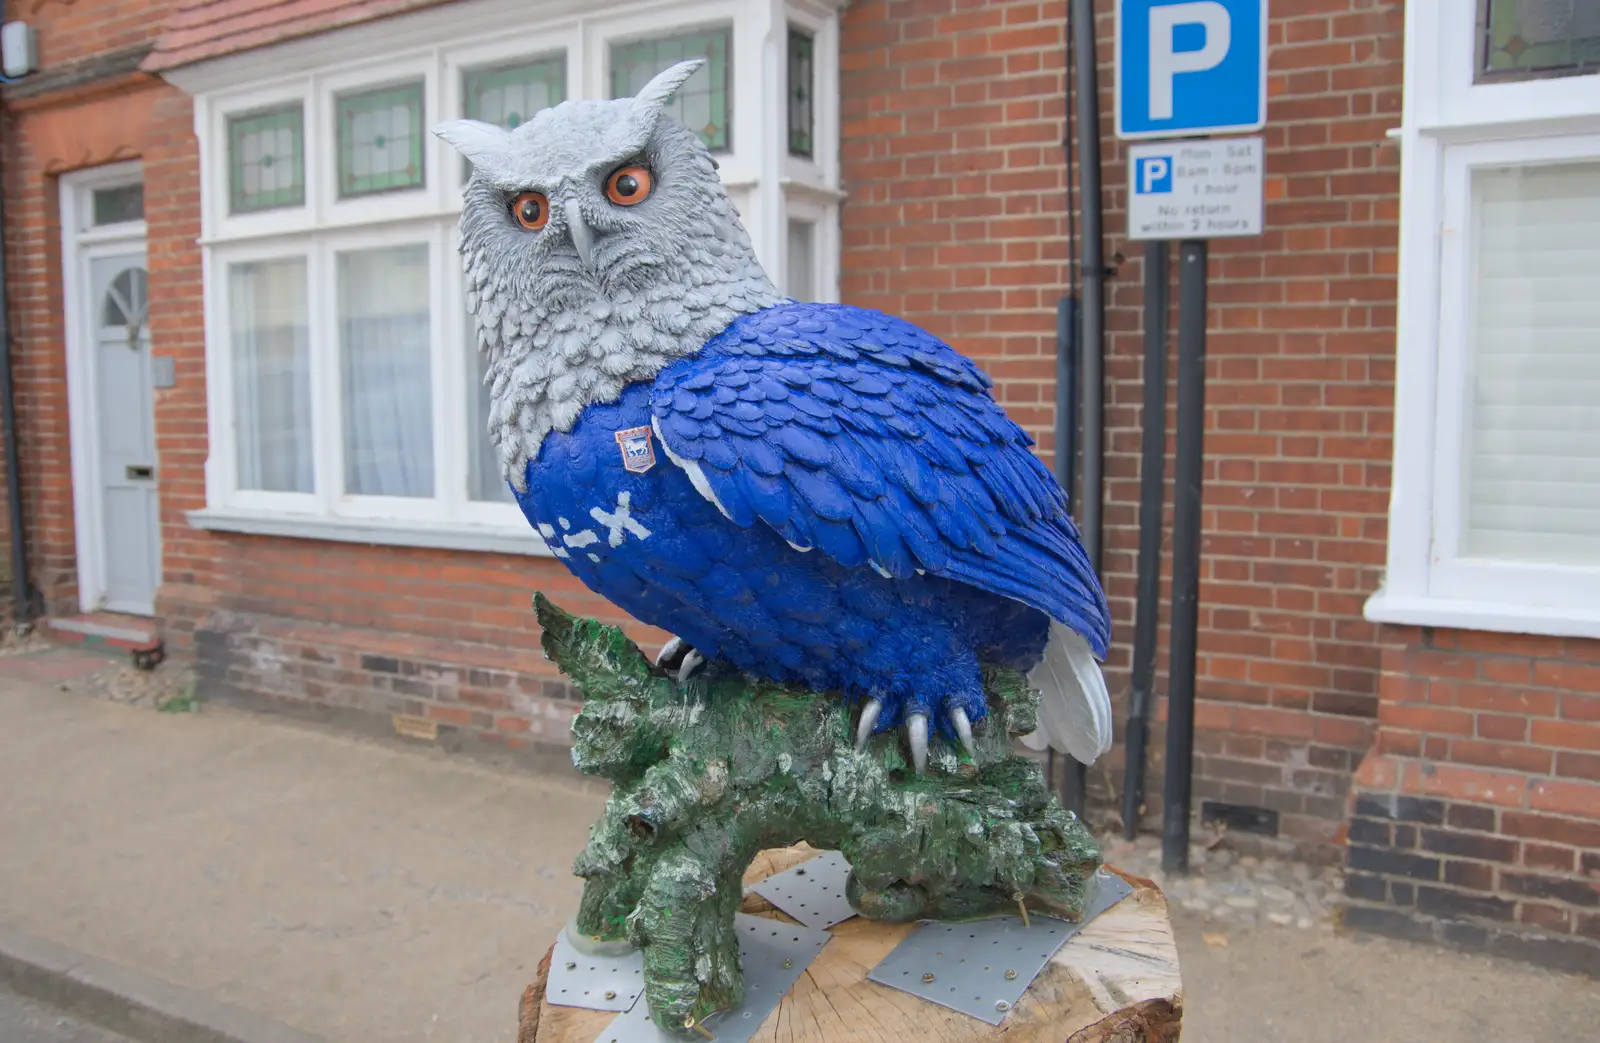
[1363,587,1600,642]
[188,507,553,557]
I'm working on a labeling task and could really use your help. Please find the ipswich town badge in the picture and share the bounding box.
[615,426,656,474]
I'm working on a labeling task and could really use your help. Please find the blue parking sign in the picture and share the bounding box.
[1116,0,1268,139]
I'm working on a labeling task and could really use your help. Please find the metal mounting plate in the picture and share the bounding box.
[746,851,857,930]
[866,868,1135,1025]
[592,913,831,1043]
[546,930,646,1012]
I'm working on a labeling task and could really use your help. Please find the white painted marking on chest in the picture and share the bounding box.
[538,523,556,538]
[651,417,734,521]
[591,491,652,547]
[563,529,600,549]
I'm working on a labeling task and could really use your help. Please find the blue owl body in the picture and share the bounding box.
[512,302,1110,736]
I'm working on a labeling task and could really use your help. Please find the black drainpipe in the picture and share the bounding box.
[0,102,32,634]
[1059,0,1106,817]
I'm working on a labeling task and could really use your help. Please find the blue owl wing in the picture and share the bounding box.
[648,302,1110,657]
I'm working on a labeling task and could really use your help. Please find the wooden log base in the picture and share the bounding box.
[520,845,1182,1043]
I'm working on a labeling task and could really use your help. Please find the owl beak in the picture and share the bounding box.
[564,199,595,269]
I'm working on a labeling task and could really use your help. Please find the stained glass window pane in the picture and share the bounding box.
[787,28,814,158]
[92,184,144,225]
[227,103,305,214]
[465,54,566,129]
[461,54,567,180]
[609,27,732,152]
[336,81,425,199]
[1481,0,1600,81]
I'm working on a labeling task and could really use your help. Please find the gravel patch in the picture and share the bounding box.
[1099,830,1344,933]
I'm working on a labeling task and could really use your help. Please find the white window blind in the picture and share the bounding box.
[1462,159,1600,564]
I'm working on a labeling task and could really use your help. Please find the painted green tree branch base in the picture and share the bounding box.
[536,594,1102,1038]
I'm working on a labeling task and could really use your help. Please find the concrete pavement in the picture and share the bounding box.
[0,661,606,1043]
[0,986,135,1043]
[1,650,1597,1042]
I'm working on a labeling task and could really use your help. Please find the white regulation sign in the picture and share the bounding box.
[1126,137,1264,241]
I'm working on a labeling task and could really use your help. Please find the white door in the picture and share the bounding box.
[87,253,160,614]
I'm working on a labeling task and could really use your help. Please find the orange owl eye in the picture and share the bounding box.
[605,165,653,206]
[510,191,548,230]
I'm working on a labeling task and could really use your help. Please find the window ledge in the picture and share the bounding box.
[1363,587,1600,642]
[188,507,553,557]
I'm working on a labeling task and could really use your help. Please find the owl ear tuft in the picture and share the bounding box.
[434,119,511,171]
[632,59,706,118]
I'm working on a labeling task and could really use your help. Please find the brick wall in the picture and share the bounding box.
[839,0,1402,855]
[1344,627,1600,973]
[1,0,186,621]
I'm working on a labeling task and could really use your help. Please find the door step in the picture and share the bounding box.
[44,614,165,670]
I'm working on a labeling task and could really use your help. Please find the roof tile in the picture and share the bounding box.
[143,0,454,72]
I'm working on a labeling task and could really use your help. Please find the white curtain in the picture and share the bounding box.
[466,312,513,502]
[1463,159,1600,564]
[230,259,313,493]
[786,219,815,301]
[338,245,433,498]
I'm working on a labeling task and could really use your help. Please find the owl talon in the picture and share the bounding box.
[855,697,884,753]
[907,713,930,775]
[656,636,690,670]
[947,705,977,761]
[677,650,707,684]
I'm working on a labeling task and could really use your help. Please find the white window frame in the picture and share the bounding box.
[166,0,845,556]
[1366,3,1600,639]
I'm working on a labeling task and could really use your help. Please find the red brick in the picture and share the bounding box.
[1379,703,1474,737]
[1503,813,1600,850]
[1518,903,1574,933]
[1523,844,1576,873]
[1534,661,1600,691]
[1413,765,1529,809]
[1529,780,1600,821]
[1449,740,1552,777]
[1563,695,1600,723]
[1557,751,1600,783]
[1532,719,1600,753]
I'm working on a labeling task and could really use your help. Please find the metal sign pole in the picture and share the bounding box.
[1161,239,1208,876]
[1122,238,1169,840]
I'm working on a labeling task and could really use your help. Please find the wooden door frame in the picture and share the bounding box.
[59,161,151,614]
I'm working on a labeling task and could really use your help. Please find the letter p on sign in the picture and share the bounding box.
[1115,0,1267,140]
[1136,156,1172,194]
[1149,2,1230,120]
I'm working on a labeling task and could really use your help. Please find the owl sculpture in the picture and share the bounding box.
[436,60,1113,773]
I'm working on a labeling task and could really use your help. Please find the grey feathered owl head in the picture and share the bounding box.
[434,59,783,489]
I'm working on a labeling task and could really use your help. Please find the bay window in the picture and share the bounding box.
[1367,2,1600,637]
[171,0,844,555]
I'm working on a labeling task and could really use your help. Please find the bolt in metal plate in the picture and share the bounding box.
[746,851,857,930]
[591,913,830,1043]
[546,929,646,1012]
[866,867,1135,1025]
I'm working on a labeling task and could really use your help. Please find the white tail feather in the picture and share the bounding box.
[1021,622,1113,764]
